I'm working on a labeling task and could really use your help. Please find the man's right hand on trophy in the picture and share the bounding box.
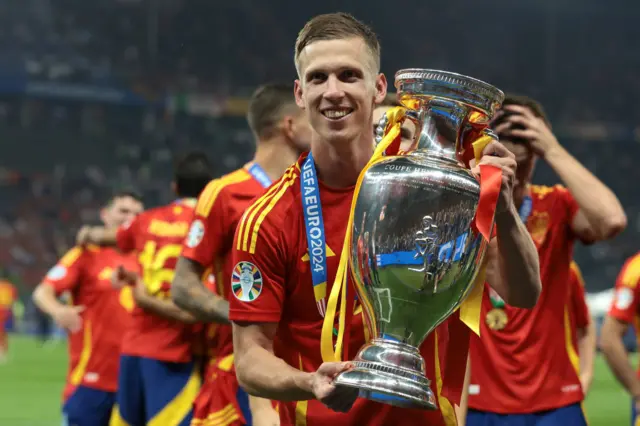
[470,140,517,214]
[311,361,359,413]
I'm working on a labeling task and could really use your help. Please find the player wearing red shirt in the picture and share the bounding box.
[78,152,212,426]
[0,278,17,361]
[601,252,640,425]
[466,95,626,426]
[229,13,541,426]
[0,278,17,362]
[171,83,311,426]
[33,190,143,426]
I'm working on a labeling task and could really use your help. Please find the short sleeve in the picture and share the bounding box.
[42,247,85,295]
[228,209,286,324]
[608,254,640,324]
[182,180,227,267]
[569,263,590,328]
[116,216,140,253]
[554,185,580,225]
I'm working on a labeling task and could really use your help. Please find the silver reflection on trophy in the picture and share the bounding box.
[333,69,504,410]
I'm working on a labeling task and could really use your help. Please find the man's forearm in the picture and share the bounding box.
[87,226,118,246]
[601,336,640,397]
[133,285,196,323]
[494,206,541,308]
[32,285,64,317]
[454,355,471,426]
[172,257,229,324]
[578,322,596,382]
[236,344,315,401]
[545,146,626,238]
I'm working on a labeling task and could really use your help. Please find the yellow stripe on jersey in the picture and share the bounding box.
[570,261,586,287]
[196,169,251,217]
[249,174,298,254]
[433,331,457,426]
[194,404,239,426]
[60,247,83,267]
[295,354,308,426]
[621,255,640,288]
[147,364,202,426]
[236,166,297,253]
[564,305,581,375]
[70,320,92,385]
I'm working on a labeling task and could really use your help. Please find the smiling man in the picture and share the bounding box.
[228,12,540,426]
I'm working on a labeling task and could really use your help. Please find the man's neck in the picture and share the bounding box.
[311,135,373,188]
[252,138,299,182]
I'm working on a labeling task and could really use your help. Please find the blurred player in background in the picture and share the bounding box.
[371,93,414,151]
[0,276,17,362]
[568,260,596,396]
[171,83,311,426]
[466,95,626,426]
[229,12,540,426]
[32,189,143,426]
[77,152,212,426]
[600,251,640,426]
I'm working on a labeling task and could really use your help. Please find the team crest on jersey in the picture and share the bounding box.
[232,261,263,302]
[615,287,634,310]
[46,265,67,281]
[527,211,550,246]
[186,220,205,248]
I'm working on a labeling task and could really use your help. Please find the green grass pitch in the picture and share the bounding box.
[0,335,633,425]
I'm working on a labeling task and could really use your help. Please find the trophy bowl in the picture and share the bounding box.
[333,69,504,410]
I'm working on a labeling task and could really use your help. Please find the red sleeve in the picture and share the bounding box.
[608,254,640,324]
[228,208,286,324]
[569,263,590,328]
[182,180,228,267]
[555,185,580,224]
[42,247,85,295]
[116,216,141,253]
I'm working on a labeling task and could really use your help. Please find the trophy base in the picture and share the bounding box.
[333,339,437,410]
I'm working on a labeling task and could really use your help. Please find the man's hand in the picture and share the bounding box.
[76,225,94,246]
[111,265,138,289]
[471,140,517,214]
[52,305,85,332]
[493,104,560,157]
[580,371,593,396]
[311,362,358,413]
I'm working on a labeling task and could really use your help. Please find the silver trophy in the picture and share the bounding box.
[333,69,504,410]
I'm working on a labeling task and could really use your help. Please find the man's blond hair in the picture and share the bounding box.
[294,12,381,76]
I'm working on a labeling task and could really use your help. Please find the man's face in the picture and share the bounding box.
[372,105,416,151]
[101,196,143,228]
[294,37,387,146]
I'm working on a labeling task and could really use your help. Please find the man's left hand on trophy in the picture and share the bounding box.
[469,140,517,214]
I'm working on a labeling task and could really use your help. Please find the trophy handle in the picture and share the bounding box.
[374,108,420,152]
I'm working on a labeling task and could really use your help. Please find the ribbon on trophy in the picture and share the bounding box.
[320,106,503,363]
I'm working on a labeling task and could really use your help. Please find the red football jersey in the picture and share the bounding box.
[43,245,137,398]
[116,199,199,363]
[469,184,584,414]
[181,165,269,364]
[607,252,640,378]
[568,261,590,354]
[0,280,17,323]
[229,153,470,426]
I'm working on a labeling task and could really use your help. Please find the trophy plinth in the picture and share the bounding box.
[334,69,504,410]
[334,339,436,409]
